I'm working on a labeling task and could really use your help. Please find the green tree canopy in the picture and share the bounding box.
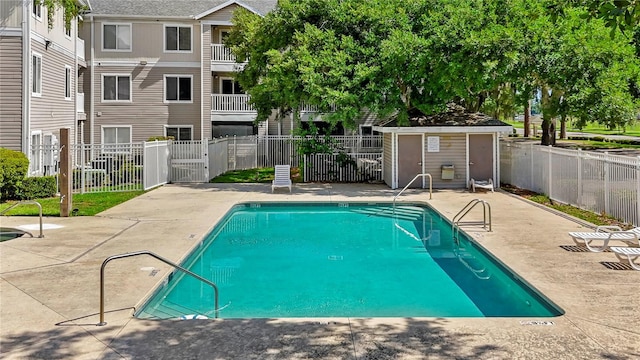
[228,0,640,143]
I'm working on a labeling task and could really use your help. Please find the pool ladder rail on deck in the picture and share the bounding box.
[392,173,433,213]
[0,200,44,238]
[98,250,219,326]
[451,199,492,245]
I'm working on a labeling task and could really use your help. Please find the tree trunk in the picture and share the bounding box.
[524,100,531,138]
[540,86,554,146]
[560,115,567,139]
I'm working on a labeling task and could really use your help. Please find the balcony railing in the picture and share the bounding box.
[211,44,235,62]
[211,94,255,113]
[76,93,85,113]
[76,37,85,61]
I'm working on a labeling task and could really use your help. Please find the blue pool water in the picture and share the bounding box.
[137,202,563,319]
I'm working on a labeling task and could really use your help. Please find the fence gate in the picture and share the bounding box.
[170,141,209,182]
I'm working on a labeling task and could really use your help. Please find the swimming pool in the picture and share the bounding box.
[136,202,563,319]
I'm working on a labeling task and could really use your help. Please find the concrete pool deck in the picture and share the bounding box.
[1,183,639,359]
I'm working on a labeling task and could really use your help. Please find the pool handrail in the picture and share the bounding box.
[451,199,492,245]
[0,200,44,238]
[393,173,433,210]
[98,250,219,325]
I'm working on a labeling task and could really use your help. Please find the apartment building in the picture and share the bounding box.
[0,0,88,174]
[81,0,376,147]
[79,0,282,147]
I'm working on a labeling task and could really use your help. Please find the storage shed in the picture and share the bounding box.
[373,105,512,189]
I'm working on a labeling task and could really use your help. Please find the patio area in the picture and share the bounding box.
[1,183,639,359]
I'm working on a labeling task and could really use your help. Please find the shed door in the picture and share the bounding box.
[468,134,494,181]
[398,135,423,188]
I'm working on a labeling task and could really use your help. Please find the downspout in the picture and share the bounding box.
[89,14,94,146]
[22,0,31,155]
[200,22,204,140]
[74,16,78,146]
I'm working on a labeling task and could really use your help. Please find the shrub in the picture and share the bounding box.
[16,176,57,199]
[0,148,29,200]
[147,136,174,141]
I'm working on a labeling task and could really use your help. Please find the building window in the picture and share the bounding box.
[103,23,131,51]
[221,78,243,94]
[164,75,192,102]
[30,131,42,175]
[32,53,42,96]
[102,126,132,153]
[102,74,131,102]
[64,66,72,99]
[165,25,191,52]
[165,126,192,140]
[64,15,72,37]
[32,1,42,20]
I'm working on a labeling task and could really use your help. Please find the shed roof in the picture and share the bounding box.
[373,104,512,134]
[88,0,276,18]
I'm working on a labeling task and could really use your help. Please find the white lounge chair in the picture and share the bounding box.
[569,226,640,252]
[610,246,640,270]
[470,178,494,192]
[272,165,292,192]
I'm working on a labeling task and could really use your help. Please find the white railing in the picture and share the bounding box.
[76,37,85,61]
[211,94,256,113]
[211,44,235,62]
[76,93,85,113]
[500,141,640,226]
[208,135,383,173]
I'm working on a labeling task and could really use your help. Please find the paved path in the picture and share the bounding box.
[1,184,639,359]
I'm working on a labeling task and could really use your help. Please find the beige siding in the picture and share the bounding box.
[200,4,240,23]
[0,35,23,150]
[92,66,202,142]
[423,133,467,189]
[30,40,75,143]
[31,7,76,54]
[383,133,393,187]
[94,21,201,62]
[1,0,22,28]
[202,25,212,138]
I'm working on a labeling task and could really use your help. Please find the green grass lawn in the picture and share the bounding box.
[0,191,145,216]
[210,167,302,183]
[505,120,640,136]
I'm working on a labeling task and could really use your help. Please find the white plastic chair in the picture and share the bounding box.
[569,226,640,252]
[470,178,494,192]
[272,165,292,192]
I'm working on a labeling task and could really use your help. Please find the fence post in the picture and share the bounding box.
[303,154,307,182]
[637,156,640,226]
[529,142,534,190]
[604,152,610,215]
[577,149,582,208]
[59,128,72,217]
[547,145,552,197]
[233,136,237,170]
[80,143,86,194]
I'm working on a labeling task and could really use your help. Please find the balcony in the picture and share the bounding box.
[76,93,84,112]
[210,44,245,72]
[76,37,85,62]
[211,94,255,113]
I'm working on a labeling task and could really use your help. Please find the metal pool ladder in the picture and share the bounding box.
[0,200,44,238]
[98,250,219,325]
[392,173,433,213]
[451,199,492,244]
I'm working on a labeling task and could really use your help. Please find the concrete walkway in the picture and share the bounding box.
[1,184,639,359]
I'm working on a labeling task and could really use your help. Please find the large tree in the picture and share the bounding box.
[228,0,640,144]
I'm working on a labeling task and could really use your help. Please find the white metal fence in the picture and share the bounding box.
[500,141,640,226]
[303,153,383,182]
[29,142,170,194]
[208,135,383,174]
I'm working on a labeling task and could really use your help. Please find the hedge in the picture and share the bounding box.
[0,148,29,200]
